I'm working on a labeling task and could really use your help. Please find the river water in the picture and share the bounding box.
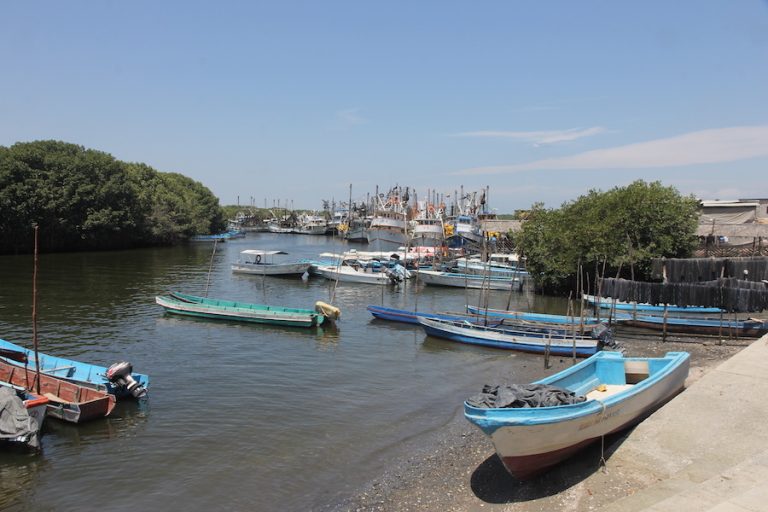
[0,233,576,511]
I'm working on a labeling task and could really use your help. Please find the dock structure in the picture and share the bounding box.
[591,334,768,511]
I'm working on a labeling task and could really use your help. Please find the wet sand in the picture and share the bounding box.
[330,333,749,512]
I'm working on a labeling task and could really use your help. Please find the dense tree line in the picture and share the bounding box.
[514,180,700,294]
[0,140,226,254]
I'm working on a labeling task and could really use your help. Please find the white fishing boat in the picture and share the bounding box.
[367,187,409,250]
[292,214,327,235]
[454,255,528,277]
[414,269,522,291]
[231,250,311,276]
[344,216,370,243]
[315,260,407,285]
[409,200,445,248]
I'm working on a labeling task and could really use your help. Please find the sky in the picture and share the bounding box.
[2,1,767,213]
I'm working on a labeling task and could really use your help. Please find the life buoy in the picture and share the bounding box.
[255,254,262,264]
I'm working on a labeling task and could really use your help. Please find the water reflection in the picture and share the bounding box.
[0,453,49,511]
[42,400,150,449]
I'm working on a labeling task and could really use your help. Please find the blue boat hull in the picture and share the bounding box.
[366,305,468,325]
[0,338,149,399]
[418,318,600,356]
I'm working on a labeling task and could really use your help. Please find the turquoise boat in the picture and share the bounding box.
[464,305,620,325]
[0,338,149,399]
[155,292,339,328]
[583,294,723,314]
[464,351,690,479]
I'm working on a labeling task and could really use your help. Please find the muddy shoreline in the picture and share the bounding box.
[328,335,749,512]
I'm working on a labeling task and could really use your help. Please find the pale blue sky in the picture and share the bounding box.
[2,1,767,213]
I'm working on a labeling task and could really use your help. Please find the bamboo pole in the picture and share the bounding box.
[31,224,42,394]
[204,238,218,297]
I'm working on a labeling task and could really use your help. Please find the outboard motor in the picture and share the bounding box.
[106,362,147,399]
[591,323,618,350]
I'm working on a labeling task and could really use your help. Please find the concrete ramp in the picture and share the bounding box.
[597,335,768,511]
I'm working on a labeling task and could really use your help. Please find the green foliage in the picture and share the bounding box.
[0,141,225,253]
[516,181,699,294]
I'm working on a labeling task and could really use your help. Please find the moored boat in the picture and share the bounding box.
[231,250,311,276]
[0,384,48,449]
[464,350,690,479]
[315,261,407,285]
[366,305,470,325]
[465,305,612,325]
[0,358,116,423]
[0,339,149,399]
[623,314,768,337]
[367,187,409,250]
[583,294,723,314]
[415,269,522,291]
[156,292,335,327]
[417,317,611,356]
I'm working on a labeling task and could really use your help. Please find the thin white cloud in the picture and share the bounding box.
[454,126,605,146]
[334,108,366,127]
[455,125,768,175]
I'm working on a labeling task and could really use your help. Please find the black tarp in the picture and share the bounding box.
[466,383,586,409]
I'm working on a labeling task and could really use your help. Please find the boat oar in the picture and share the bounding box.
[0,348,29,364]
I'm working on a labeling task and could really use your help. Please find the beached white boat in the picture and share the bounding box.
[464,350,690,479]
[231,250,311,276]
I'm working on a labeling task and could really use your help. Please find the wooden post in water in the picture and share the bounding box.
[544,332,551,369]
[31,224,42,394]
[662,303,669,342]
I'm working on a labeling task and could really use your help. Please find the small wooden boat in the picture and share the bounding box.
[415,270,522,291]
[464,350,689,479]
[156,292,336,327]
[417,317,609,356]
[0,359,116,423]
[583,294,723,314]
[0,383,48,448]
[0,338,149,399]
[623,315,768,337]
[231,250,311,276]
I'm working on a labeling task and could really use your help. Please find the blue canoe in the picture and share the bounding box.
[417,317,606,356]
[366,305,470,325]
[465,305,621,325]
[624,315,768,337]
[583,294,723,314]
[464,350,689,479]
[0,338,149,399]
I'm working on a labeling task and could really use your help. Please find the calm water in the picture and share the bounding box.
[0,234,574,511]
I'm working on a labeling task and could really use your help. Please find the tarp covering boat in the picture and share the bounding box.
[0,386,46,448]
[466,383,586,409]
